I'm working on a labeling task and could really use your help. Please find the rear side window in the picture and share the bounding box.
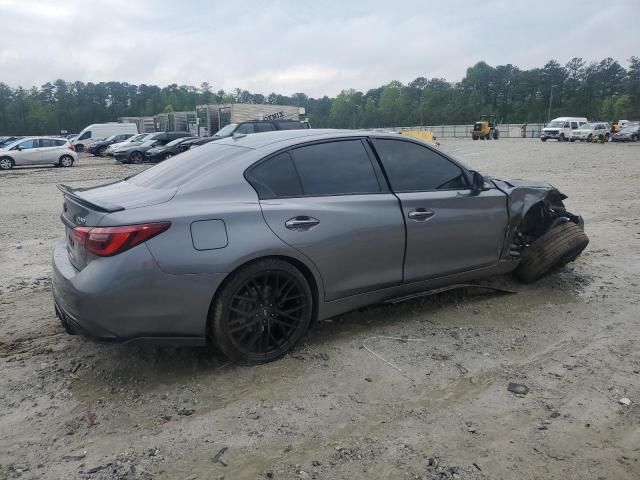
[290,140,380,196]
[275,122,304,130]
[371,139,469,192]
[39,139,55,147]
[247,152,302,198]
[77,131,91,140]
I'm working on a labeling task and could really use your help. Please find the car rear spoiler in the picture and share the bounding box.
[57,184,125,213]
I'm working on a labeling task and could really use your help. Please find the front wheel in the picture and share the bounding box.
[559,134,565,142]
[0,157,14,170]
[541,137,547,142]
[587,134,593,142]
[98,146,107,157]
[493,130,499,140]
[163,153,173,161]
[59,155,74,167]
[632,134,639,142]
[515,222,589,283]
[210,259,313,364]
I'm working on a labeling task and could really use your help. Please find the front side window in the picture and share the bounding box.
[571,122,578,129]
[290,140,381,196]
[77,131,91,140]
[16,139,36,149]
[371,139,469,192]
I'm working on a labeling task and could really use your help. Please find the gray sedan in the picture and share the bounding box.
[52,130,588,364]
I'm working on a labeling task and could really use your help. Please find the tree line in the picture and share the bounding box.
[0,56,638,135]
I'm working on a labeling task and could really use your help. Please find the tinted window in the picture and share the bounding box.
[571,122,578,129]
[77,131,91,140]
[55,139,66,146]
[39,139,61,147]
[128,144,246,189]
[247,152,302,198]
[254,123,275,133]
[371,139,469,192]
[291,140,380,196]
[235,123,255,134]
[274,121,304,130]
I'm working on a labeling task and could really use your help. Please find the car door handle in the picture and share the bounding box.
[285,216,320,230]
[408,208,435,221]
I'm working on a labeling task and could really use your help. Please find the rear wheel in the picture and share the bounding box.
[97,146,107,157]
[515,222,589,283]
[587,134,593,142]
[0,157,14,170]
[130,151,144,164]
[559,134,565,142]
[163,153,173,161]
[541,137,547,142]
[210,259,313,364]
[75,144,84,153]
[59,155,74,167]
[493,129,499,140]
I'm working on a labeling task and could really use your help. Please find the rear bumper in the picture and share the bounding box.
[51,239,225,345]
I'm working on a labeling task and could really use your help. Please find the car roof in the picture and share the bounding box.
[209,128,401,151]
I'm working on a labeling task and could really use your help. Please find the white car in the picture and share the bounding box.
[0,137,78,170]
[540,117,588,142]
[569,122,611,142]
[104,133,153,156]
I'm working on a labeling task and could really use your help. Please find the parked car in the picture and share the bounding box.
[73,123,138,152]
[540,117,587,142]
[181,137,217,150]
[569,122,611,142]
[52,129,588,364]
[212,120,311,139]
[611,123,640,142]
[113,132,191,163]
[144,136,196,162]
[0,137,77,170]
[87,133,136,156]
[0,136,23,148]
[104,133,153,156]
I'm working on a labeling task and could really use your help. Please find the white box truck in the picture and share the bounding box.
[73,123,138,152]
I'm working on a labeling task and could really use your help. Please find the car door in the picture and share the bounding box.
[248,139,406,301]
[370,138,508,283]
[38,138,60,164]
[10,139,41,165]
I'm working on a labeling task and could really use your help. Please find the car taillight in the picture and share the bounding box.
[72,222,170,257]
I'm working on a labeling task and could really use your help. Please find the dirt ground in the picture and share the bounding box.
[0,138,638,480]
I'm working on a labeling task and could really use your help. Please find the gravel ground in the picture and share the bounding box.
[0,139,639,480]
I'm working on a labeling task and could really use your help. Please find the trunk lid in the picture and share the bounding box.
[59,181,176,270]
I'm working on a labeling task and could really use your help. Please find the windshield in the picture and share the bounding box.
[104,135,117,141]
[546,121,564,128]
[165,137,189,147]
[127,144,245,189]
[214,124,238,137]
[129,134,148,142]
[140,140,159,147]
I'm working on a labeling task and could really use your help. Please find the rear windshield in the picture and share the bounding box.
[127,144,246,189]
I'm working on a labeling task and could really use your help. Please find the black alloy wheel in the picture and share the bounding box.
[211,259,313,364]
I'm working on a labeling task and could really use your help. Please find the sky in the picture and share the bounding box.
[0,0,638,97]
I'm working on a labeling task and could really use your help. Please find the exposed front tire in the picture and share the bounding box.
[210,258,313,364]
[0,157,14,170]
[515,222,589,284]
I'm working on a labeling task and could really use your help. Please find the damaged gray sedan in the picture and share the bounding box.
[52,130,588,364]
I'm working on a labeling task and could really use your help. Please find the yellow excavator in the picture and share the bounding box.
[471,115,499,140]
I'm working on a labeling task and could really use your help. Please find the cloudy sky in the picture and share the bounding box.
[0,0,638,97]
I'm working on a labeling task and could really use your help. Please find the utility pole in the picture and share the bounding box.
[547,85,557,123]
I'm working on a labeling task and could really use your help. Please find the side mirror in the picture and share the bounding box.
[471,171,488,195]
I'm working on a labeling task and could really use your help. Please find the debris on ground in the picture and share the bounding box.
[507,383,530,395]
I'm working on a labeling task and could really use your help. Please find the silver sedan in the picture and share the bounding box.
[52,130,588,364]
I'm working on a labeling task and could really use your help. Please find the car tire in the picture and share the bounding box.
[587,134,592,142]
[541,137,547,142]
[0,157,14,170]
[75,144,84,153]
[493,130,499,140]
[559,134,565,142]
[632,134,639,142]
[605,133,610,142]
[210,258,313,364]
[569,138,575,142]
[515,222,589,284]
[163,153,173,161]
[98,146,107,157]
[472,136,478,140]
[59,155,74,167]
[130,151,144,164]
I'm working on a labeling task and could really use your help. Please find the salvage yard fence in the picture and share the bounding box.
[392,123,546,139]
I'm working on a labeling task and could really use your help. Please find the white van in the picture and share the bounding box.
[540,117,588,142]
[73,123,138,152]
